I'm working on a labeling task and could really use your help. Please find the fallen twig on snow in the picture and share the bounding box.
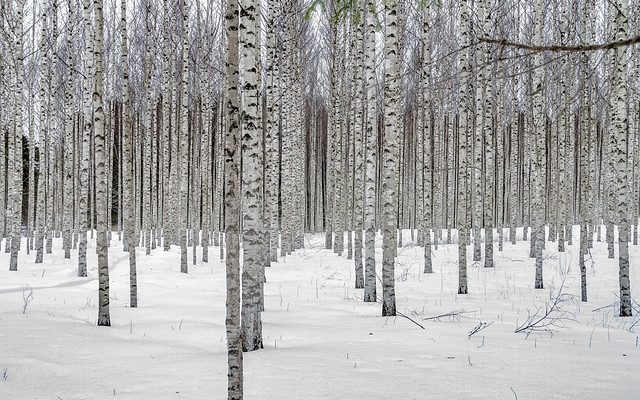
[468,321,494,337]
[592,303,616,312]
[423,309,474,322]
[22,285,34,315]
[515,279,575,337]
[375,293,426,330]
[396,310,426,330]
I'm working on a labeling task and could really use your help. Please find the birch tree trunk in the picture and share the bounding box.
[27,5,36,255]
[0,58,5,245]
[1,76,5,247]
[578,2,592,300]
[78,0,93,278]
[612,0,632,317]
[472,1,485,264]
[9,0,25,271]
[94,0,110,327]
[35,2,48,264]
[457,0,471,295]
[161,0,172,252]
[265,0,279,263]
[143,3,153,257]
[240,0,263,351]
[532,0,545,290]
[179,0,189,274]
[201,103,211,263]
[419,5,433,274]
[62,0,74,260]
[363,0,377,303]
[121,0,137,307]
[557,12,569,253]
[482,0,495,268]
[46,0,59,256]
[225,0,243,392]
[5,52,15,257]
[353,2,365,288]
[381,0,399,316]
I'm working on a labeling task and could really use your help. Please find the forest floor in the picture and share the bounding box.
[1,228,639,399]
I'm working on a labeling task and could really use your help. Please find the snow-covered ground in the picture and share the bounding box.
[1,228,638,399]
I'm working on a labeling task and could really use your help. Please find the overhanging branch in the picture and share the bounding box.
[478,34,640,52]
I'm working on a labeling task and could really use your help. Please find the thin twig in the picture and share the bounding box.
[423,310,474,322]
[396,310,426,330]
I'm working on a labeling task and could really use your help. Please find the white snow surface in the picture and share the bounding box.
[1,227,639,399]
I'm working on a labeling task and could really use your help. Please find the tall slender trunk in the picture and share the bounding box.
[419,6,433,274]
[363,0,377,303]
[240,0,264,351]
[179,0,190,274]
[381,0,399,317]
[35,2,49,264]
[62,0,75,260]
[265,0,278,264]
[225,0,243,392]
[94,0,109,327]
[121,0,136,307]
[161,0,172,251]
[9,1,26,271]
[532,0,545,289]
[78,0,93,278]
[612,0,632,317]
[482,0,495,268]
[457,0,471,295]
[143,2,153,257]
[353,5,365,288]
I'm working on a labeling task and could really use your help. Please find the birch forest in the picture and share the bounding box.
[1,0,639,398]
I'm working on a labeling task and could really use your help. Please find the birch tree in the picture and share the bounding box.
[35,0,49,264]
[457,0,471,295]
[78,0,93,278]
[381,0,399,316]
[531,0,545,290]
[179,0,189,274]
[225,0,243,392]
[363,0,377,303]
[94,0,109,327]
[121,0,137,307]
[612,0,632,317]
[240,0,263,351]
[352,1,365,288]
[8,0,26,272]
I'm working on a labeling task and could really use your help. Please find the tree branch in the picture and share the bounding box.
[478,35,640,52]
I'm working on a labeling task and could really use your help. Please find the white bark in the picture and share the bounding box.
[225,0,243,391]
[612,0,632,317]
[381,0,399,317]
[240,0,263,351]
[363,0,377,303]
[94,0,110,327]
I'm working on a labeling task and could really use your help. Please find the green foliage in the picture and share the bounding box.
[302,0,363,26]
[331,0,356,25]
[304,0,326,21]
[302,0,441,27]
[419,0,442,10]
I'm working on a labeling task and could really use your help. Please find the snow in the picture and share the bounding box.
[1,227,639,399]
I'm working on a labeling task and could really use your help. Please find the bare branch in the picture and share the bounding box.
[423,309,475,322]
[468,321,493,337]
[515,279,576,337]
[478,35,640,53]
